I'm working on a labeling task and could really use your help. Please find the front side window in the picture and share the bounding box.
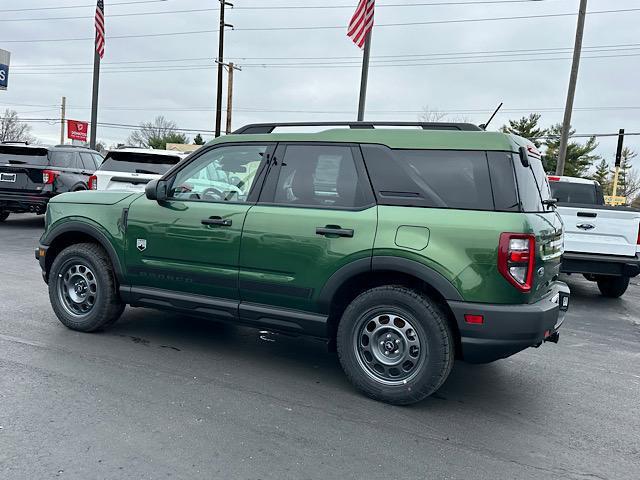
[272,145,367,208]
[169,144,267,203]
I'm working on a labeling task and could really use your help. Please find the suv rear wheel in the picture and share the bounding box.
[596,275,630,298]
[337,286,454,405]
[49,243,125,332]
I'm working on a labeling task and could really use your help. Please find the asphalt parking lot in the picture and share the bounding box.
[1,214,639,480]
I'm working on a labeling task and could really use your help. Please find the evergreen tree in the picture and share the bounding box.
[193,133,205,145]
[591,159,611,195]
[542,124,600,177]
[500,113,547,148]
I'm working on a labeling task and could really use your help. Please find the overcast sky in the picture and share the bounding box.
[1,0,639,167]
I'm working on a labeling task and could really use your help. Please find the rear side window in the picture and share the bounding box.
[50,151,80,168]
[92,154,104,169]
[361,146,494,210]
[99,152,181,175]
[550,181,597,204]
[79,152,96,170]
[272,145,370,208]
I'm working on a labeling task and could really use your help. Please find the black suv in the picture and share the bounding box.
[0,142,103,221]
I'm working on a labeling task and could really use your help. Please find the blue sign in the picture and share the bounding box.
[0,49,10,90]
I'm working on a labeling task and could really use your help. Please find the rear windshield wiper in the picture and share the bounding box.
[8,160,27,164]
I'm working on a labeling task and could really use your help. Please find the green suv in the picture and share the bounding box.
[37,122,569,405]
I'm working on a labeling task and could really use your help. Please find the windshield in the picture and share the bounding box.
[0,145,49,166]
[99,151,182,175]
[550,181,598,204]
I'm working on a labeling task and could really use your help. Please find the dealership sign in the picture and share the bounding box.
[67,119,89,142]
[0,49,10,90]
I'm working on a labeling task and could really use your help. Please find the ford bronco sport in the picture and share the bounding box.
[36,122,569,405]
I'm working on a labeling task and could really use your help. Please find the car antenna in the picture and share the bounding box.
[479,102,503,130]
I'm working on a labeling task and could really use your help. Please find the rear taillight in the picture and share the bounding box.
[498,233,536,292]
[88,175,97,190]
[637,223,640,246]
[42,170,59,184]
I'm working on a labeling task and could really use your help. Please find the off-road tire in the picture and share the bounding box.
[49,243,125,332]
[596,275,630,298]
[0,211,9,222]
[337,286,455,405]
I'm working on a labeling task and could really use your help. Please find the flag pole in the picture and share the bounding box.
[89,43,100,150]
[357,30,372,122]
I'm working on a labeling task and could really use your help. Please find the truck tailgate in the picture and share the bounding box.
[558,205,640,257]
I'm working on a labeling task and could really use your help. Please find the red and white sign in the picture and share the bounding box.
[67,119,89,142]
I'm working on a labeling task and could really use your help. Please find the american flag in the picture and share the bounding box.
[347,0,375,49]
[95,0,105,59]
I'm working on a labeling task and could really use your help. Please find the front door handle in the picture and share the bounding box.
[202,216,232,227]
[316,226,354,238]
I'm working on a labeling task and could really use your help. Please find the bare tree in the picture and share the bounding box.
[419,106,470,123]
[126,116,188,149]
[0,109,36,143]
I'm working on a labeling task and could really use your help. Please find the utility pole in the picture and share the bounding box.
[225,62,241,134]
[215,1,234,137]
[59,96,66,145]
[556,0,588,176]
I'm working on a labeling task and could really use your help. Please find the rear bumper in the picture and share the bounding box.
[0,192,51,212]
[449,282,570,364]
[560,251,640,277]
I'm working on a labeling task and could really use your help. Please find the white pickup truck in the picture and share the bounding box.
[548,175,640,297]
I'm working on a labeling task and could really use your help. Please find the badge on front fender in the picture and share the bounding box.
[136,239,147,252]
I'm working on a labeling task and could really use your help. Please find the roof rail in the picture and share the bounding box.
[232,121,483,135]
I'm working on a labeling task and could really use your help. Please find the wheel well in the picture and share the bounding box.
[44,232,103,281]
[326,270,462,357]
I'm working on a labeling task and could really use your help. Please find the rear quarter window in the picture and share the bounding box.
[361,146,495,211]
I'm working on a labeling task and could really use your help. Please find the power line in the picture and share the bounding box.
[3,7,639,43]
[4,116,639,139]
[0,0,573,15]
[0,0,169,14]
[11,43,640,69]
[9,51,640,75]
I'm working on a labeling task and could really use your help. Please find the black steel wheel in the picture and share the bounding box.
[48,243,124,332]
[337,286,454,405]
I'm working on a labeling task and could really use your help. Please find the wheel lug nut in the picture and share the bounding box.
[380,341,385,346]
[386,334,391,339]
[395,339,400,344]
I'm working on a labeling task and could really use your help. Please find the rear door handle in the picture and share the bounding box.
[316,226,354,238]
[202,216,232,227]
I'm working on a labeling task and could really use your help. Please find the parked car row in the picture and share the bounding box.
[0,142,189,221]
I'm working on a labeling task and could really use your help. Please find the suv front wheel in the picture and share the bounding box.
[49,243,125,332]
[337,286,454,405]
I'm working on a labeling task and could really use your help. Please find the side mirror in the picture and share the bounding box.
[518,146,530,167]
[145,179,168,202]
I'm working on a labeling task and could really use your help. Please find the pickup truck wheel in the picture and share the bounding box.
[596,276,630,298]
[0,211,9,222]
[49,243,125,332]
[337,286,454,405]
